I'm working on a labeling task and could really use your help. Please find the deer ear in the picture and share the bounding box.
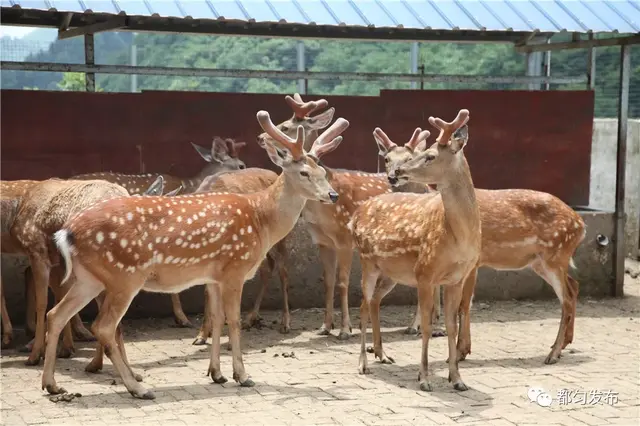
[191,142,214,163]
[306,107,335,130]
[164,185,182,197]
[210,137,229,163]
[450,125,469,154]
[414,139,429,152]
[262,140,286,167]
[144,175,164,196]
[373,132,395,157]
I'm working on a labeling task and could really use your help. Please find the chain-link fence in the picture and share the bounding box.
[1,28,637,118]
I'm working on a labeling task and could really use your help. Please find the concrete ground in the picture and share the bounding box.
[1,261,639,426]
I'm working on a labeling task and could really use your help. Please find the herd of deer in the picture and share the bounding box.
[0,94,586,399]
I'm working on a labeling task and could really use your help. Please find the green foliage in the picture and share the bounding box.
[2,31,638,118]
[57,72,104,92]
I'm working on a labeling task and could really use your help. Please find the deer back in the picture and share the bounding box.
[195,168,279,195]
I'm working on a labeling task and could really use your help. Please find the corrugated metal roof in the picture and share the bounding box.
[2,1,639,34]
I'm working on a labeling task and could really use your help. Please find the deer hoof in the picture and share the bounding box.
[431,329,447,338]
[544,354,559,365]
[1,336,12,350]
[240,378,255,388]
[45,384,67,395]
[279,324,291,334]
[404,327,419,335]
[337,331,351,341]
[132,390,155,400]
[24,356,41,366]
[172,319,194,328]
[57,346,74,359]
[192,336,208,346]
[85,361,103,374]
[378,355,395,364]
[358,366,371,375]
[419,382,433,392]
[453,381,469,392]
[317,326,331,336]
[211,375,228,384]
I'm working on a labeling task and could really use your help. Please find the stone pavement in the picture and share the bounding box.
[1,263,639,426]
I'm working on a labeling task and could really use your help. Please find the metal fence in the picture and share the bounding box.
[1,29,637,118]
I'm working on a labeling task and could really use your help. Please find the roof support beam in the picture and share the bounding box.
[515,34,640,53]
[0,61,588,85]
[58,15,127,40]
[613,44,631,297]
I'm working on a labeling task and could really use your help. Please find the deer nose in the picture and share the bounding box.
[328,191,339,203]
[239,163,246,170]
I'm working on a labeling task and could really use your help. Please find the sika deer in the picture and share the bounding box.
[191,167,293,345]
[259,94,441,340]
[376,129,585,365]
[73,137,246,328]
[45,110,349,399]
[351,109,480,392]
[6,176,166,365]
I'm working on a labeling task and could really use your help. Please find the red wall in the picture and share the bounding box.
[0,89,594,206]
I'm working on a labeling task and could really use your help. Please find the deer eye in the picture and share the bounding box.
[300,171,310,177]
[425,154,436,162]
[385,157,390,163]
[281,126,289,132]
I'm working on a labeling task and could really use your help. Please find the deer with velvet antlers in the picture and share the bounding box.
[256,94,441,341]
[371,122,585,366]
[73,136,246,329]
[45,110,349,399]
[350,109,480,392]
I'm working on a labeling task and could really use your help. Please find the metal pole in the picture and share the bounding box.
[544,38,551,91]
[297,41,305,95]
[613,44,630,297]
[410,42,419,89]
[84,33,95,92]
[419,65,425,90]
[586,33,596,90]
[131,40,138,93]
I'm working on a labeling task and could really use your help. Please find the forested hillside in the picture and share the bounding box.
[2,30,638,117]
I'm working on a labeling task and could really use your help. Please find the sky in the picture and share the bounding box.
[0,25,36,38]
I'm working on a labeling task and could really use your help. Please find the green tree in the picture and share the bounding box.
[57,72,103,91]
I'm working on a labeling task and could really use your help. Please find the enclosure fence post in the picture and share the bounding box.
[84,33,95,92]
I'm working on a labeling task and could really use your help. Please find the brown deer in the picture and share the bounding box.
[259,94,442,341]
[72,137,246,328]
[6,176,167,365]
[43,110,349,399]
[374,127,585,365]
[191,167,292,345]
[350,109,481,392]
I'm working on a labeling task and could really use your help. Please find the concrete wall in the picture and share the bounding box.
[590,119,640,258]
[1,211,615,325]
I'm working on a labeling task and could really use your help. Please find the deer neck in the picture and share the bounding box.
[437,157,480,246]
[253,173,307,247]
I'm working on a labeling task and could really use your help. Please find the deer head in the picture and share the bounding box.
[191,136,247,173]
[392,109,470,186]
[373,126,431,188]
[256,110,349,204]
[257,93,335,151]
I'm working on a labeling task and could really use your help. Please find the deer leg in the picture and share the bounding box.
[0,276,13,349]
[531,261,572,365]
[563,275,579,348]
[358,263,380,375]
[49,275,76,358]
[406,301,421,335]
[454,267,477,362]
[243,258,272,330]
[24,266,36,338]
[336,248,354,340]
[443,282,468,391]
[370,277,398,365]
[207,283,227,384]
[193,286,212,345]
[416,282,436,392]
[275,240,291,334]
[222,282,253,387]
[91,291,152,399]
[431,286,446,337]
[49,266,95,343]
[85,292,106,374]
[116,323,143,382]
[318,245,337,336]
[171,293,193,328]
[42,277,103,395]
[25,257,50,366]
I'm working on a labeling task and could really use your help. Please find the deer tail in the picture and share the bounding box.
[54,229,76,285]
